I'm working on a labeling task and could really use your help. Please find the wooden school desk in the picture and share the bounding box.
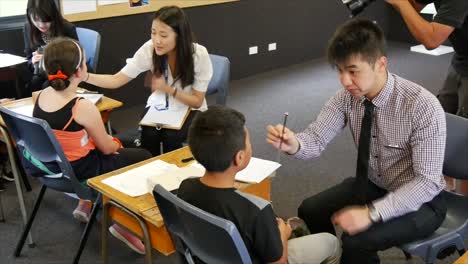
[0,95,122,246]
[87,146,272,264]
[0,53,27,98]
[456,251,468,264]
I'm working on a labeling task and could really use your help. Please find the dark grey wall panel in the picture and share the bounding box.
[0,0,389,106]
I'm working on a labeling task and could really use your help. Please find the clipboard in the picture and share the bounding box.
[139,106,190,130]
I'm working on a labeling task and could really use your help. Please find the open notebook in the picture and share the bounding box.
[102,157,281,197]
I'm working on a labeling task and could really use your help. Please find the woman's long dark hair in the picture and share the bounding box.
[152,6,195,88]
[26,0,65,47]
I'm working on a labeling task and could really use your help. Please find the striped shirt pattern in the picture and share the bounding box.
[295,73,446,221]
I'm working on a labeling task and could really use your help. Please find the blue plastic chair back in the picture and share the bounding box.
[443,113,468,180]
[207,54,230,106]
[153,184,252,264]
[0,107,93,199]
[76,27,101,73]
[399,113,468,263]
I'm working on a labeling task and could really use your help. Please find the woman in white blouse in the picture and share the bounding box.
[86,6,213,156]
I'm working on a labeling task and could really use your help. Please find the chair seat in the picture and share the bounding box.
[401,191,468,258]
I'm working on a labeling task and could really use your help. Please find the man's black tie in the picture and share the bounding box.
[356,100,374,203]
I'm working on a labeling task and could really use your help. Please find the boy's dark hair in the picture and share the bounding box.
[327,19,387,67]
[188,106,246,172]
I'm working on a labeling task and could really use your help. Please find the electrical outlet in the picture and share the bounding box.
[268,42,277,51]
[249,46,258,55]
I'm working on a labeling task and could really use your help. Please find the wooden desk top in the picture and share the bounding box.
[455,251,468,264]
[0,94,123,126]
[88,146,255,228]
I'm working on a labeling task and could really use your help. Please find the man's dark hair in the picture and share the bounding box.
[327,18,387,67]
[188,106,246,172]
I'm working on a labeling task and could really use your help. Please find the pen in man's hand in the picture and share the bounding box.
[276,112,289,163]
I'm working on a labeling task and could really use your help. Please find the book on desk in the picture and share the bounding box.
[2,92,103,117]
[102,157,281,197]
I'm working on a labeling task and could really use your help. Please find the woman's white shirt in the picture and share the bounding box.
[120,40,213,111]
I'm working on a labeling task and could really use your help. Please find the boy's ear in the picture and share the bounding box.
[233,149,245,168]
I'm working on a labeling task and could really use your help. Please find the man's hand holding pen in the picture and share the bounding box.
[266,124,300,155]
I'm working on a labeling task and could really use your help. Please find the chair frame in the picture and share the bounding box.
[207,54,230,106]
[153,184,252,264]
[76,27,101,73]
[400,113,468,264]
[0,107,101,264]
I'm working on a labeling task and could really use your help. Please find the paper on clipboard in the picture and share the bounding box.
[140,105,189,129]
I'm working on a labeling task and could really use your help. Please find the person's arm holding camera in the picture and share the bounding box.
[385,0,454,50]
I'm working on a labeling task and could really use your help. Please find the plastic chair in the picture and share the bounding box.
[76,27,101,73]
[153,184,252,264]
[207,54,230,106]
[0,107,101,264]
[399,113,468,264]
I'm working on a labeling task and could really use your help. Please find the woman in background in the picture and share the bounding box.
[85,5,213,156]
[34,38,151,254]
[23,0,78,96]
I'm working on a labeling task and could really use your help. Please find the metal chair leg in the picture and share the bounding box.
[0,126,34,246]
[0,191,5,222]
[104,200,152,264]
[73,194,102,264]
[107,120,113,136]
[18,164,32,192]
[14,185,46,256]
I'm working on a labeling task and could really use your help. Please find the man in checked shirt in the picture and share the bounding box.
[267,19,447,264]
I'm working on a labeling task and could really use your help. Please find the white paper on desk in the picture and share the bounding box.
[146,162,205,193]
[0,53,26,68]
[140,105,188,127]
[6,104,34,117]
[62,0,96,15]
[102,160,179,197]
[77,93,103,104]
[98,0,127,5]
[178,158,281,184]
[235,157,281,183]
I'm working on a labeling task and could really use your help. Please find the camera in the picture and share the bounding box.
[33,46,45,75]
[342,0,376,17]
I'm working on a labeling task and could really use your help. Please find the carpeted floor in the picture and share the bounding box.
[0,41,462,263]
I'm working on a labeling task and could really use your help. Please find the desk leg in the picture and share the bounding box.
[103,200,152,264]
[0,126,34,246]
[0,192,4,222]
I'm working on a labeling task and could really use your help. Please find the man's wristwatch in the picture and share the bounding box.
[368,203,382,223]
